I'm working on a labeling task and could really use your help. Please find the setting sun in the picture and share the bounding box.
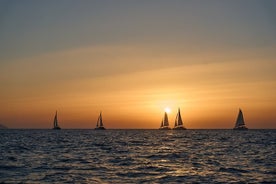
[164,107,171,114]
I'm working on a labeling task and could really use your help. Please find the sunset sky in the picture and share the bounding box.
[0,0,275,129]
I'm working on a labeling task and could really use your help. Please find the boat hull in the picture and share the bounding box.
[159,127,171,130]
[53,127,61,130]
[95,127,106,130]
[173,126,186,130]
[233,126,248,130]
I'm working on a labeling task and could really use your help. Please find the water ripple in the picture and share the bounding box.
[0,129,275,183]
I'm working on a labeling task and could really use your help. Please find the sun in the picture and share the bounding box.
[164,107,171,113]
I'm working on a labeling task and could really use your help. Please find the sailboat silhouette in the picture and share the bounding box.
[173,108,186,130]
[233,109,248,130]
[95,112,106,130]
[52,111,61,130]
[159,112,171,130]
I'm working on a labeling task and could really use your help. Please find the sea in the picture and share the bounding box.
[0,129,275,183]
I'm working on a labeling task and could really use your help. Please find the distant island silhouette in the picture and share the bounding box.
[0,124,8,129]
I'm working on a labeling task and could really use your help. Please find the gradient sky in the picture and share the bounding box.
[0,0,275,129]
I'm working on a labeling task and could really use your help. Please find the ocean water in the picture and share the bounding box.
[0,129,275,183]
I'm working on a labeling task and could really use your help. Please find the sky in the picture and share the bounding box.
[0,0,275,129]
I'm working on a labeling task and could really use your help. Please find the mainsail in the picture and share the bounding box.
[53,111,61,130]
[173,108,186,130]
[159,112,171,129]
[163,112,169,127]
[233,109,248,130]
[95,112,106,130]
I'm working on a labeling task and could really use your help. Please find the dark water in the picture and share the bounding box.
[0,129,275,183]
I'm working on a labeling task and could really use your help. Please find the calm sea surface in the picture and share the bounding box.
[0,129,275,183]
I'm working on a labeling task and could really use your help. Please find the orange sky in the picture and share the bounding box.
[0,1,275,129]
[1,45,275,129]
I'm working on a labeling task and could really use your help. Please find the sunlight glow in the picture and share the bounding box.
[164,107,171,114]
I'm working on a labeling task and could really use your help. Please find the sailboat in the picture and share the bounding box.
[95,112,106,130]
[233,109,248,130]
[173,108,186,130]
[52,111,61,130]
[159,112,171,130]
